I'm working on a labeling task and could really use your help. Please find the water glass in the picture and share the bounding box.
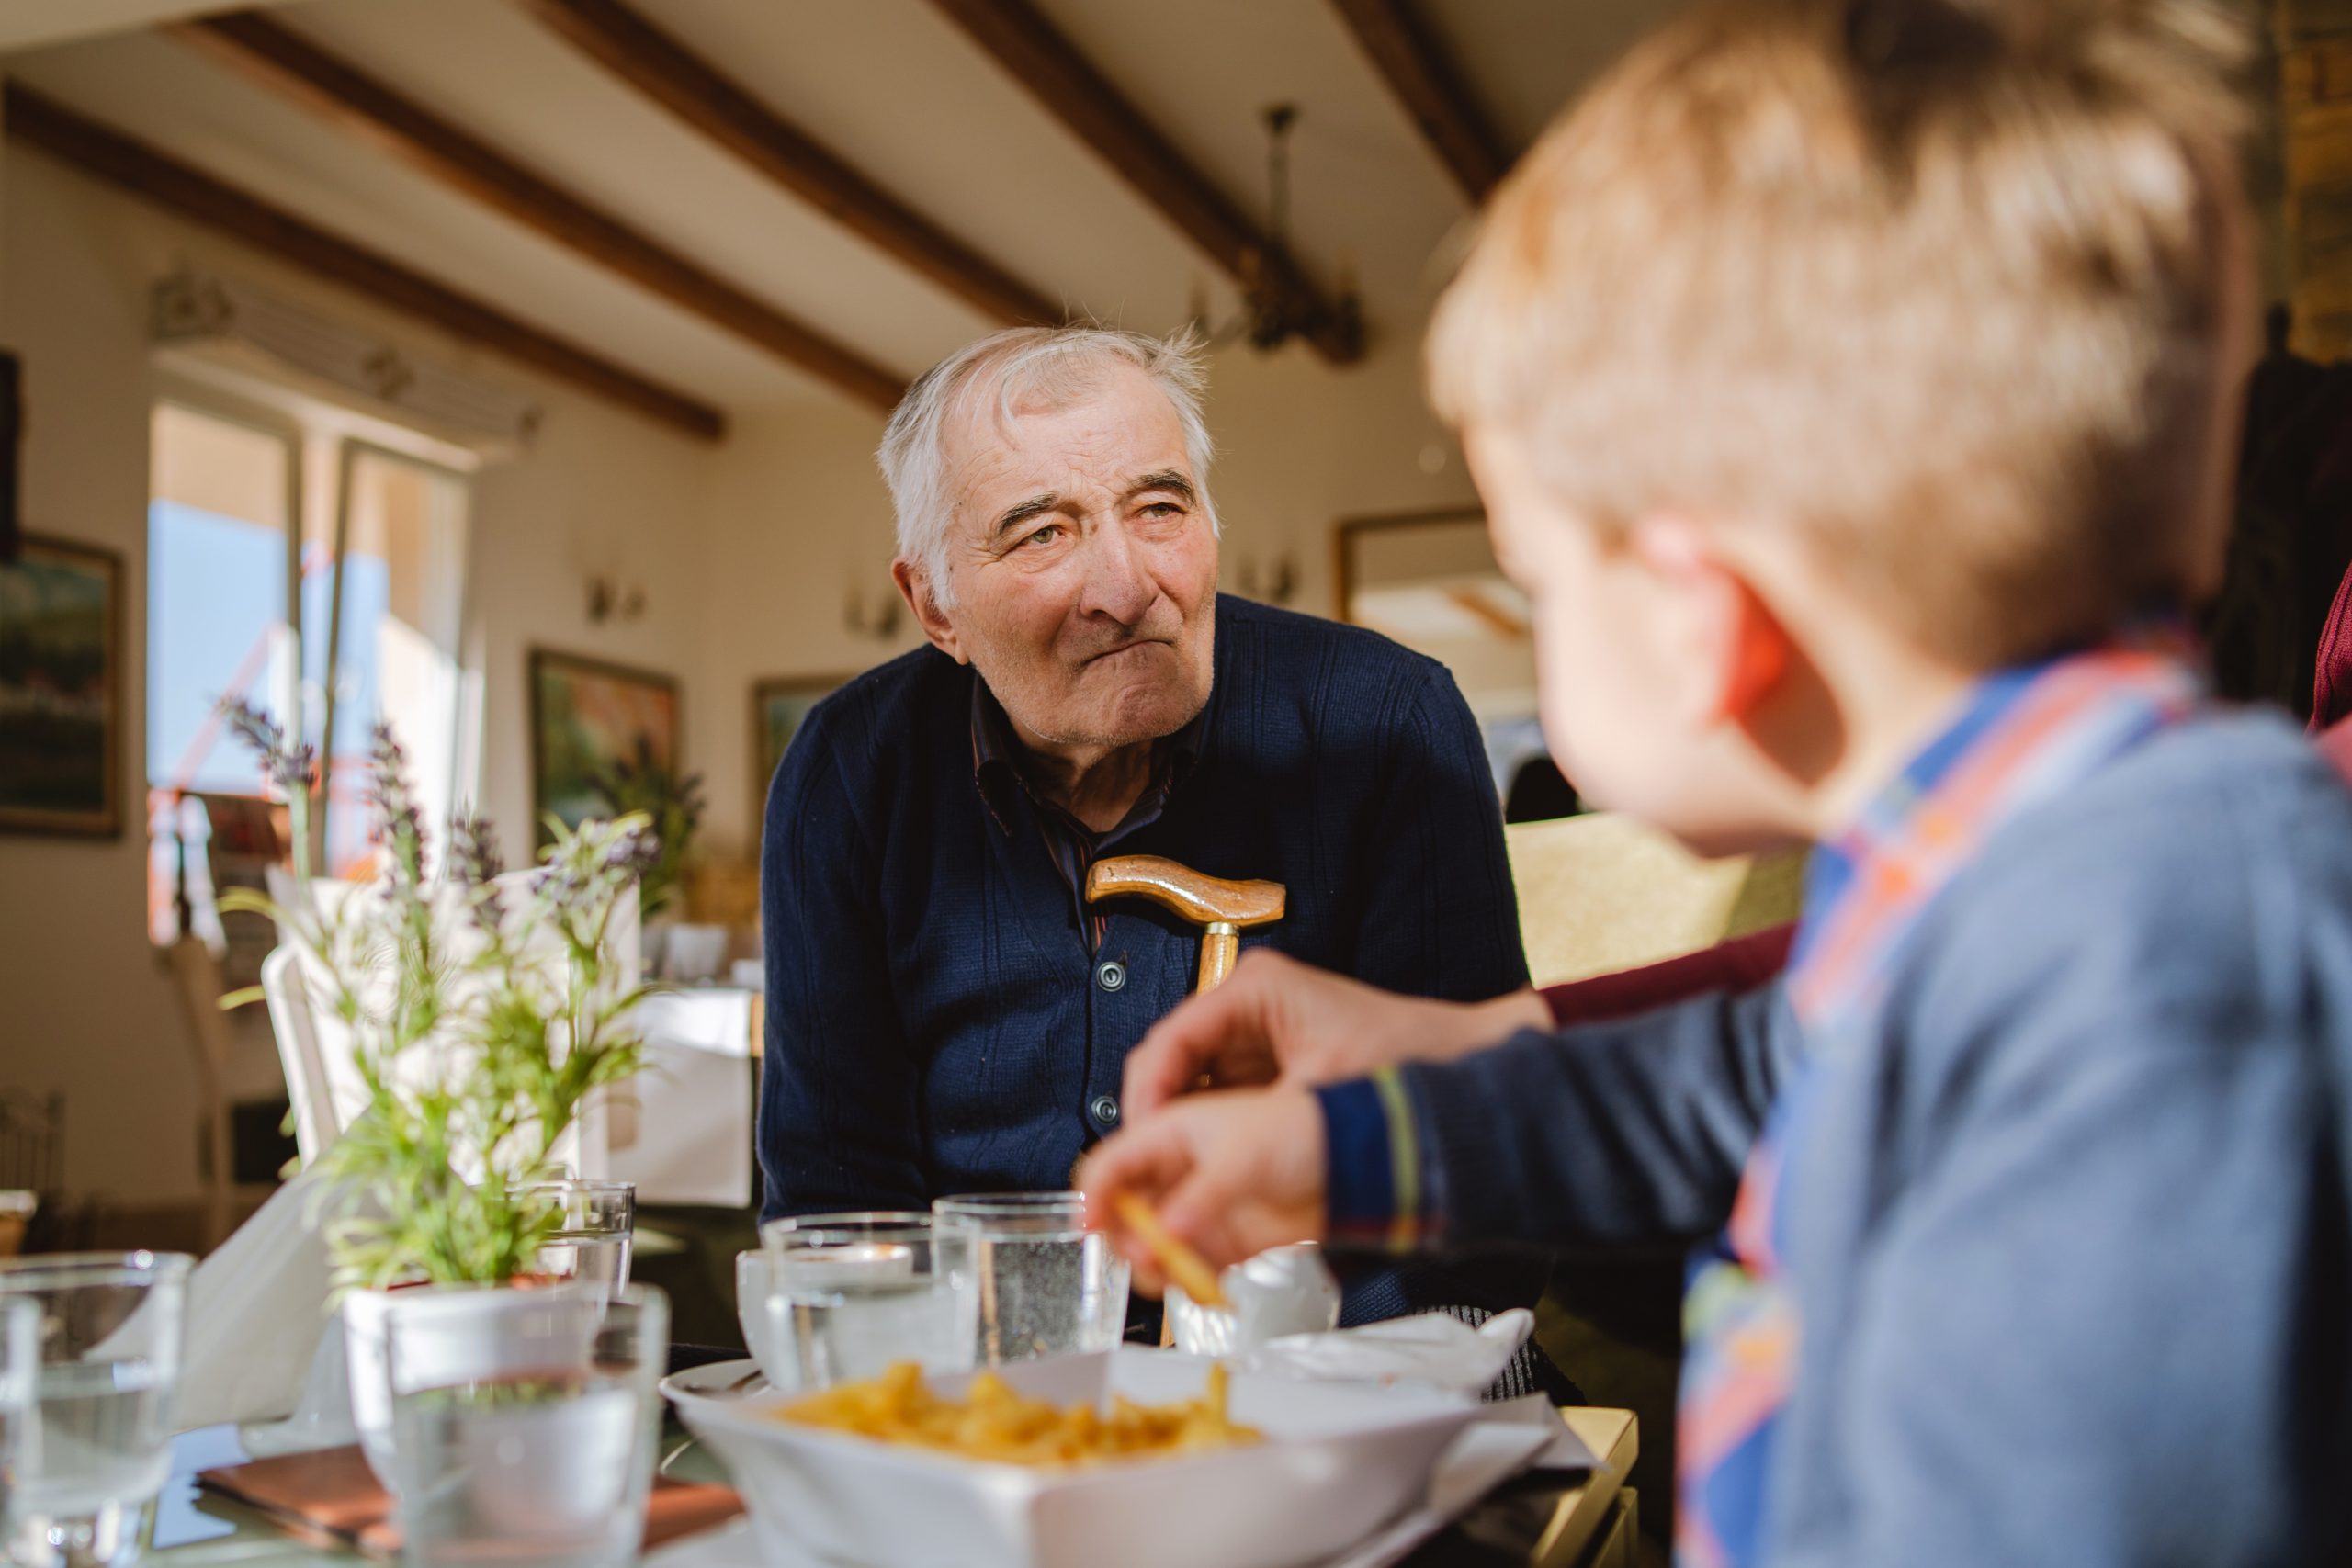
[383,1283,667,1568]
[933,1193,1129,1364]
[527,1180,635,1295]
[757,1213,974,1392]
[1,1297,39,1532]
[0,1252,192,1568]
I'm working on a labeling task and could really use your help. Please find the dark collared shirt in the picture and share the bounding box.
[969,680,1206,952]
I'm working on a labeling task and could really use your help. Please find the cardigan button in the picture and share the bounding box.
[1095,960,1126,992]
[1090,1094,1120,1127]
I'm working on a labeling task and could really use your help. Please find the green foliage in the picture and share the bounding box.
[220,706,654,1292]
[593,737,704,917]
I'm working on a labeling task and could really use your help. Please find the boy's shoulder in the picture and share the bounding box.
[1908,706,2352,1050]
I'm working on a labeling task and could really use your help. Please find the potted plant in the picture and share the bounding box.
[220,701,655,1477]
[593,737,705,972]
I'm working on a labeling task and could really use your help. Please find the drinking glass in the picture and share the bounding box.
[1,1297,39,1534]
[526,1180,635,1295]
[933,1193,1130,1364]
[757,1213,974,1391]
[383,1283,667,1568]
[0,1252,192,1568]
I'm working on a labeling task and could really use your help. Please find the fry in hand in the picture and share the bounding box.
[1113,1190,1228,1308]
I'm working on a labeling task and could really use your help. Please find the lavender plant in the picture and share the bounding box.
[220,699,652,1289]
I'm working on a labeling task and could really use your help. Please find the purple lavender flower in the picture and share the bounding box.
[216,695,317,798]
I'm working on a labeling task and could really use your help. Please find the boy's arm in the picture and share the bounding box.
[756,701,928,1222]
[1322,978,1796,1251]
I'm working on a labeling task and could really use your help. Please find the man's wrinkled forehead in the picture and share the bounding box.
[937,362,1192,536]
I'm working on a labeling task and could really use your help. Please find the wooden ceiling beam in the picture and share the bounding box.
[1,83,726,441]
[1327,0,1507,203]
[922,0,1363,365]
[515,0,1062,331]
[175,10,906,411]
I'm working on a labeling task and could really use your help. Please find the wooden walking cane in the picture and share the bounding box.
[1084,854,1286,1341]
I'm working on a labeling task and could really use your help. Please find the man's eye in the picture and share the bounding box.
[1140,502,1182,520]
[1022,525,1060,547]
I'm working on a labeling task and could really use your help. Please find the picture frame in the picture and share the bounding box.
[528,648,681,848]
[0,533,125,837]
[752,675,846,814]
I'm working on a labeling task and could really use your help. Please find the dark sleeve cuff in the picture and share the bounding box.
[1542,921,1798,1028]
[1316,1069,1444,1253]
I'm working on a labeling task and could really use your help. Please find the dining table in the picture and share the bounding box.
[144,1404,1639,1568]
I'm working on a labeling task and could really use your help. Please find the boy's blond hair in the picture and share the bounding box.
[1429,0,2248,666]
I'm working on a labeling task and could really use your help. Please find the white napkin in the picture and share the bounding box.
[1237,1307,1539,1398]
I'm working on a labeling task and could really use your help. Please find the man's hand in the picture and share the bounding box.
[1080,1086,1328,1293]
[1121,949,1550,1121]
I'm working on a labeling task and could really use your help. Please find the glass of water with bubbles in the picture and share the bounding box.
[384,1283,667,1568]
[0,1252,191,1568]
[527,1180,635,1295]
[757,1213,974,1392]
[933,1194,1129,1364]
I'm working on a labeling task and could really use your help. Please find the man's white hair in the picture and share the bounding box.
[877,325,1219,607]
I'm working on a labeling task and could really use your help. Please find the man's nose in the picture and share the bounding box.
[1077,521,1158,626]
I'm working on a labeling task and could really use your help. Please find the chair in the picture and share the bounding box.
[259,868,634,1178]
[1504,812,1804,988]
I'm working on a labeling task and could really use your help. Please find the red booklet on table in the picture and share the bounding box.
[198,1444,744,1558]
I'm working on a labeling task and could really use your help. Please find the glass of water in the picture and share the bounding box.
[0,1251,192,1568]
[526,1180,635,1295]
[933,1193,1129,1364]
[383,1283,667,1568]
[2,1296,40,1533]
[757,1213,974,1391]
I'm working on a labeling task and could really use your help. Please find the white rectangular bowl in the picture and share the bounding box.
[667,1349,1481,1568]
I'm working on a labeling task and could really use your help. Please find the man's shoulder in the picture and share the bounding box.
[1213,595,1453,712]
[1913,707,2352,1044]
[773,644,967,795]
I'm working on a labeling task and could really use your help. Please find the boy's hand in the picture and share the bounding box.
[1122,949,1550,1121]
[1080,1086,1328,1293]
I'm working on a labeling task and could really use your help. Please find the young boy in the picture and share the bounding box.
[1082,1,2352,1563]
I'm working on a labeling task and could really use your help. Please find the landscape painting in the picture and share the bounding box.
[529,648,679,847]
[0,535,123,837]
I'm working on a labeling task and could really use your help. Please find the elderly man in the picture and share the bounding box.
[757,325,1556,1385]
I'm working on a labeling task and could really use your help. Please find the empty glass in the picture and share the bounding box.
[382,1283,667,1568]
[757,1213,974,1392]
[527,1180,635,1295]
[1,1296,39,1534]
[0,1251,192,1568]
[933,1193,1130,1364]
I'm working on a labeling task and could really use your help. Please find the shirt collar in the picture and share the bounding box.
[968,675,1210,838]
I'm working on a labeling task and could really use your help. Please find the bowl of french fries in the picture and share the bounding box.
[665,1348,1481,1568]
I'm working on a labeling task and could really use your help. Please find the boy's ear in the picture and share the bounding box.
[892,558,967,664]
[1628,518,1790,725]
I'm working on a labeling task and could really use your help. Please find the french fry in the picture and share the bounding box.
[772,1359,1258,1467]
[1112,1191,1229,1308]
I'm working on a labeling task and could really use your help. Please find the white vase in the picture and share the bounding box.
[342,1283,600,1488]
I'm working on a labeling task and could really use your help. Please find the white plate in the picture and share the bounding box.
[666,1348,1483,1568]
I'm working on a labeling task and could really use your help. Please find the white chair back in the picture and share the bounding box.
[260,869,637,1178]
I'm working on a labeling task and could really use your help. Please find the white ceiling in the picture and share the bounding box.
[3,0,1668,419]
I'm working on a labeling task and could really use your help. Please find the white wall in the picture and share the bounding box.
[0,147,719,1203]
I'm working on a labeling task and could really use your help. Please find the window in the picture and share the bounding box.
[148,400,474,949]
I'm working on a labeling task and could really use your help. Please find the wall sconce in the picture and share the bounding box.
[587,573,645,625]
[845,585,902,640]
[1236,555,1298,606]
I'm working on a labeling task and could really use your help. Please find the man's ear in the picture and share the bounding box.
[892,558,966,664]
[1627,518,1789,726]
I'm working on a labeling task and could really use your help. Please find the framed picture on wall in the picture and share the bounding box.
[0,534,125,837]
[528,648,680,848]
[751,675,845,813]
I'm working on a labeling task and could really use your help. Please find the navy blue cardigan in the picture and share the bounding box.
[757,594,1531,1219]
